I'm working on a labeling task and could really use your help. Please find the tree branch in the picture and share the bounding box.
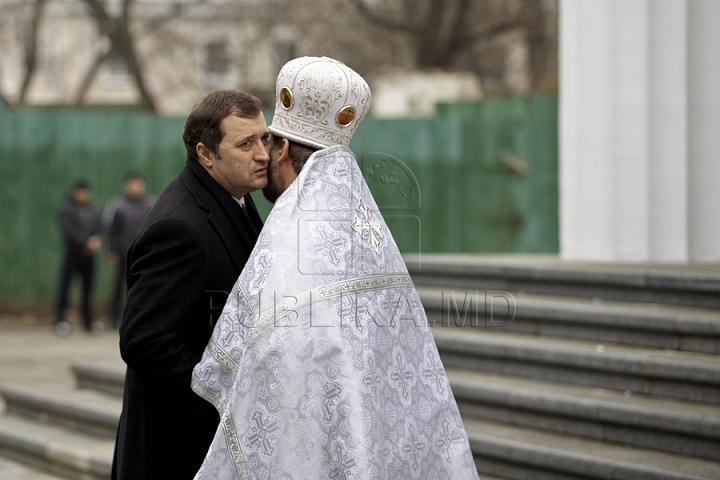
[414,0,448,67]
[451,21,523,52]
[0,62,6,106]
[350,0,419,34]
[139,0,208,35]
[18,0,48,104]
[79,0,157,111]
[82,0,117,37]
[74,47,113,104]
[121,0,133,25]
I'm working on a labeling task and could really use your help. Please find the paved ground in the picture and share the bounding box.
[0,324,123,479]
[0,457,61,480]
[0,324,122,394]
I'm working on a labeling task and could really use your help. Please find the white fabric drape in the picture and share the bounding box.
[192,145,480,479]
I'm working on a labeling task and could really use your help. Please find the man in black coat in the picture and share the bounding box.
[55,180,103,335]
[111,90,269,479]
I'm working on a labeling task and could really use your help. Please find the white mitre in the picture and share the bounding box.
[268,56,371,149]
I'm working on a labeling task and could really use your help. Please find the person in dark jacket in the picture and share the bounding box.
[111,90,269,480]
[55,180,103,335]
[103,172,155,328]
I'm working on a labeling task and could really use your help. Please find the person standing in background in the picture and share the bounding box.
[103,172,155,329]
[55,180,103,335]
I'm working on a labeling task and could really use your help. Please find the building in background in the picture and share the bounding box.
[0,0,295,113]
[371,71,483,118]
[0,0,558,115]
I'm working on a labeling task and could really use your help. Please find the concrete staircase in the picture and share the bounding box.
[1,255,719,479]
[0,362,122,479]
[406,254,720,480]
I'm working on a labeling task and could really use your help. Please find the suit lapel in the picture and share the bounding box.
[180,166,258,273]
[207,205,254,272]
[244,193,264,233]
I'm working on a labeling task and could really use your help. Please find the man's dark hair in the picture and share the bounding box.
[183,90,263,161]
[269,134,316,174]
[73,179,90,190]
[125,171,144,182]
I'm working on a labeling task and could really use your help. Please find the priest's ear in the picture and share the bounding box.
[275,138,291,165]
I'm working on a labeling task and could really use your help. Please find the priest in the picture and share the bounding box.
[192,56,480,479]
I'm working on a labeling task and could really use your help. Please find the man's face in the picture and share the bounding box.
[207,113,269,198]
[125,177,146,199]
[262,139,286,204]
[73,187,90,204]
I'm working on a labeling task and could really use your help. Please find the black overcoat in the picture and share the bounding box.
[111,164,263,479]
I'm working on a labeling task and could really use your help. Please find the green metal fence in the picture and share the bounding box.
[352,95,558,254]
[0,109,187,308]
[0,96,557,308]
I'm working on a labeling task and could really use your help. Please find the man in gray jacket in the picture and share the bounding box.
[103,172,155,328]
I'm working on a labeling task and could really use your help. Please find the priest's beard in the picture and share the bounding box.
[262,152,285,204]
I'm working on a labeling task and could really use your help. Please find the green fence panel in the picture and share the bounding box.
[0,96,558,308]
[0,108,187,309]
[342,95,559,255]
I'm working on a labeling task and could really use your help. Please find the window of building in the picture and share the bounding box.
[201,37,234,87]
[204,39,231,75]
[274,40,297,74]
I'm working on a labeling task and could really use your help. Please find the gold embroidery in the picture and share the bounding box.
[252,273,413,330]
[208,335,239,377]
[222,409,252,480]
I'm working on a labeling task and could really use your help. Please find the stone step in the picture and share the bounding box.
[71,363,124,398]
[418,287,720,354]
[1,386,121,440]
[405,254,720,309]
[432,328,720,404]
[466,417,720,480]
[0,414,113,480]
[447,368,720,461]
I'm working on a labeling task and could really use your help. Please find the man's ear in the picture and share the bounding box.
[276,138,291,166]
[276,138,299,188]
[196,143,214,169]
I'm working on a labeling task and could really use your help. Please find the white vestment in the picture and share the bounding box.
[192,145,480,479]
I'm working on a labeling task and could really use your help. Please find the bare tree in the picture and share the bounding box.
[349,0,557,92]
[75,0,156,111]
[351,0,512,68]
[18,0,48,104]
[74,48,110,106]
[3,0,282,111]
[0,63,5,106]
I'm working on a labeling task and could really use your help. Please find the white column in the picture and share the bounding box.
[560,0,615,261]
[688,0,720,262]
[559,0,717,263]
[611,0,650,261]
[561,0,653,261]
[648,0,688,261]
